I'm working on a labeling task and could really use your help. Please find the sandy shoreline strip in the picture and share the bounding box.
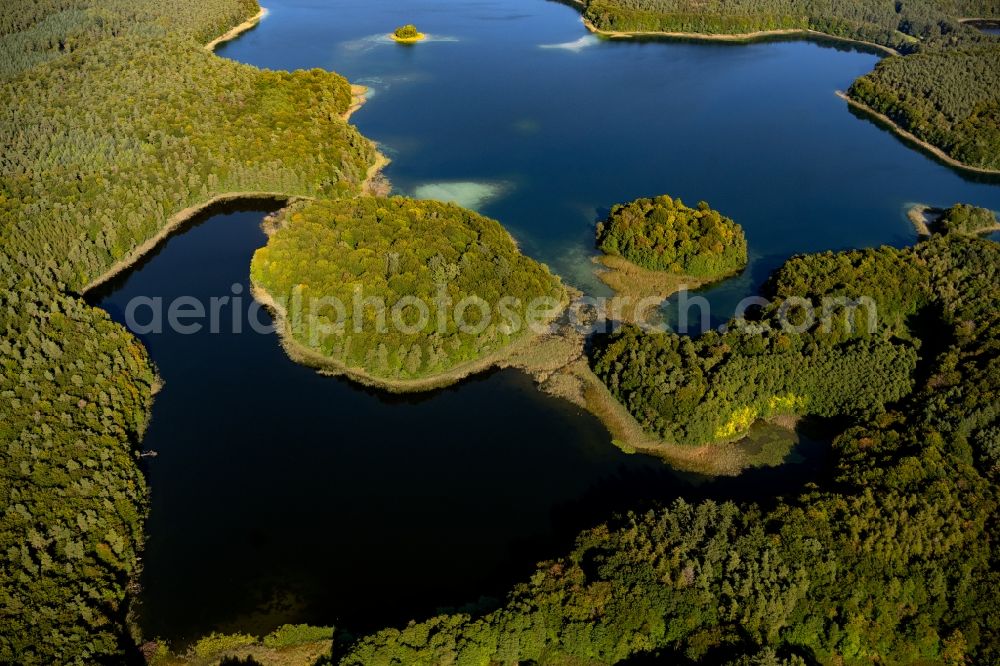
[907,204,932,236]
[342,84,369,121]
[250,280,571,393]
[835,91,1000,176]
[581,17,900,55]
[205,7,268,51]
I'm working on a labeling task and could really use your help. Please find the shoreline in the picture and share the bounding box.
[593,255,707,324]
[204,7,268,52]
[362,150,392,196]
[250,274,775,475]
[250,280,572,393]
[581,17,900,56]
[390,32,427,44]
[907,203,932,236]
[907,202,1000,237]
[81,192,295,295]
[593,254,744,325]
[342,84,369,121]
[572,360,790,475]
[836,91,1000,176]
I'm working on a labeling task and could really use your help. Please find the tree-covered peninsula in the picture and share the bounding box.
[848,44,1000,172]
[576,0,1000,172]
[911,202,1000,236]
[593,243,927,445]
[250,197,565,388]
[337,232,1000,666]
[0,0,379,661]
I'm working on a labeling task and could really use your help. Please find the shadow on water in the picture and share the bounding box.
[84,197,289,305]
[91,201,837,645]
[843,104,1000,186]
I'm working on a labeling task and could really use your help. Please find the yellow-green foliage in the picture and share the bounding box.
[262,624,333,648]
[341,234,1000,665]
[2,37,373,290]
[193,632,258,658]
[0,0,377,662]
[393,24,420,39]
[0,267,156,662]
[596,194,747,279]
[251,197,564,380]
[592,245,931,444]
[0,0,260,77]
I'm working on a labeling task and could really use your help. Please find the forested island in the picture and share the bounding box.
[595,195,747,312]
[250,197,565,389]
[391,24,426,43]
[3,0,1000,664]
[336,231,1000,666]
[577,0,1000,172]
[909,202,1000,236]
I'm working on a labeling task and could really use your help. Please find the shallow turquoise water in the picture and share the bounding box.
[222,0,1000,327]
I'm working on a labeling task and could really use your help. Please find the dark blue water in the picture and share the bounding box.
[97,0,1000,644]
[219,0,1000,328]
[93,203,827,643]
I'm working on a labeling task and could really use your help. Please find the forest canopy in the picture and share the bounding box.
[596,194,747,279]
[849,44,1000,171]
[251,197,565,383]
[391,24,423,41]
[339,232,1000,665]
[936,203,1000,235]
[0,0,379,661]
[578,0,1000,171]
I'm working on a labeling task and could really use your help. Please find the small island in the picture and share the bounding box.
[390,24,426,43]
[594,194,747,319]
[908,202,1000,237]
[251,196,565,390]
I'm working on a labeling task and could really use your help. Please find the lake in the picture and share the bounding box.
[96,0,1000,645]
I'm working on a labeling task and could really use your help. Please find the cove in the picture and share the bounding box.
[218,0,1000,330]
[92,202,828,643]
[101,0,1000,646]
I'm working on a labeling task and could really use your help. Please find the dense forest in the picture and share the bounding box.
[0,0,378,662]
[935,203,1000,234]
[337,233,1000,665]
[596,195,747,279]
[581,0,1000,170]
[250,197,564,382]
[582,0,998,48]
[0,0,260,77]
[592,244,928,444]
[5,0,1000,663]
[849,44,1000,171]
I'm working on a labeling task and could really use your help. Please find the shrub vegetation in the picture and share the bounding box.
[250,197,564,382]
[392,24,421,40]
[596,194,747,279]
